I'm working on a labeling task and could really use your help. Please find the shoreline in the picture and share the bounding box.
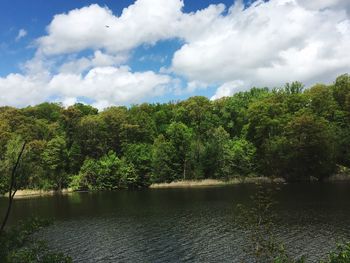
[3,173,350,198]
[1,178,282,198]
[149,177,286,189]
[9,189,73,199]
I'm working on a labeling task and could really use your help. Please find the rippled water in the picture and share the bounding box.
[1,183,350,262]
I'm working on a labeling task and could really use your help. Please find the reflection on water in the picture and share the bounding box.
[1,183,350,262]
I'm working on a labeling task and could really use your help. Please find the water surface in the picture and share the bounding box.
[1,183,350,262]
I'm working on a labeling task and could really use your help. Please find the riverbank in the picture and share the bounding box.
[149,172,350,188]
[9,189,73,199]
[4,172,350,197]
[149,177,286,189]
[2,178,283,198]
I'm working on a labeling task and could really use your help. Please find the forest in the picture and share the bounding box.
[0,74,350,193]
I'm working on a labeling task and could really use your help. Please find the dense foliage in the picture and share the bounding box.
[0,74,349,191]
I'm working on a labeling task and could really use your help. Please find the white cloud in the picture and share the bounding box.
[59,50,128,74]
[172,0,350,93]
[62,97,78,107]
[0,66,171,107]
[36,0,225,56]
[37,1,185,55]
[296,0,350,12]
[15,29,27,41]
[49,66,172,105]
[92,100,112,111]
[0,73,50,106]
[211,80,246,100]
[185,81,209,93]
[1,0,350,107]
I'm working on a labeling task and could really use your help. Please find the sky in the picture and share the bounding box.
[0,0,349,110]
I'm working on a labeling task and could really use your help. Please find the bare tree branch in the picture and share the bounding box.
[0,141,26,234]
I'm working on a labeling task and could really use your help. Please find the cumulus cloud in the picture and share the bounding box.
[1,0,225,107]
[172,0,350,93]
[62,97,78,107]
[36,0,225,56]
[0,66,171,108]
[211,80,246,100]
[296,0,350,12]
[0,73,50,106]
[49,66,171,105]
[59,50,128,74]
[1,0,350,107]
[15,29,27,41]
[36,1,185,55]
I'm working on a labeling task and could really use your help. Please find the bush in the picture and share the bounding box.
[324,242,350,263]
[70,151,138,190]
[0,218,71,263]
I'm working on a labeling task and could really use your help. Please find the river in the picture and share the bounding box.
[1,182,350,262]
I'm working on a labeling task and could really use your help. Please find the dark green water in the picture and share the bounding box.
[1,183,350,262]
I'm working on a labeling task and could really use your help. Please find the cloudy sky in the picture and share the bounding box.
[0,0,349,109]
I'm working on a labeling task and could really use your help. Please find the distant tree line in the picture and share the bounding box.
[0,74,350,191]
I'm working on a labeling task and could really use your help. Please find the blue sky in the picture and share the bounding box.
[0,0,241,76]
[0,0,349,109]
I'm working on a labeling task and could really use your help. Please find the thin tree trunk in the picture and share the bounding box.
[57,178,62,192]
[183,159,187,180]
[0,142,26,234]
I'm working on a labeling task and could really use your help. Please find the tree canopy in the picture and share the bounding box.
[0,74,349,190]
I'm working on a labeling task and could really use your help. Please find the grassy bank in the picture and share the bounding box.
[5,173,350,198]
[2,178,282,198]
[9,189,73,199]
[149,177,286,189]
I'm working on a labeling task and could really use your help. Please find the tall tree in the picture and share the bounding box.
[42,136,69,190]
[76,115,108,158]
[264,112,337,181]
[123,143,153,187]
[151,135,177,183]
[166,122,193,180]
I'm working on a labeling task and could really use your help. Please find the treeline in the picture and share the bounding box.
[0,74,350,191]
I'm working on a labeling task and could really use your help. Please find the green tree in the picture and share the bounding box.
[96,151,132,189]
[23,140,47,189]
[223,138,256,178]
[333,74,350,110]
[67,142,83,175]
[70,158,99,191]
[72,151,137,190]
[123,104,156,145]
[284,81,304,94]
[42,136,69,190]
[23,102,62,123]
[100,106,127,154]
[212,88,269,137]
[123,143,152,187]
[166,122,193,180]
[246,95,288,149]
[265,113,336,181]
[204,126,230,178]
[305,84,339,120]
[175,96,216,139]
[60,104,97,149]
[151,135,177,183]
[76,115,108,158]
[0,118,12,160]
